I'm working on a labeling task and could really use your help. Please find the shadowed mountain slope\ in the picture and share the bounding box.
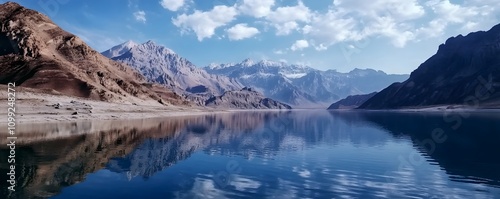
[328,92,377,110]
[359,23,500,109]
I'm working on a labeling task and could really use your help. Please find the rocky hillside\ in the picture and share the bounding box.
[103,41,295,109]
[205,87,292,109]
[0,2,187,105]
[359,23,500,109]
[103,40,244,96]
[327,92,377,110]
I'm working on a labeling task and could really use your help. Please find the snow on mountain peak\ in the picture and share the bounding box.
[207,62,236,70]
[257,59,285,67]
[123,40,138,48]
[101,40,138,58]
[136,40,176,55]
[240,58,254,67]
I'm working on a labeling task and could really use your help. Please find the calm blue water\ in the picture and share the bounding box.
[1,110,500,198]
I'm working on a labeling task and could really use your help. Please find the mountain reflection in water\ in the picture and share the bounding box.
[1,110,500,198]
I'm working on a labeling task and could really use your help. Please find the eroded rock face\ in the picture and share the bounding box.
[205,87,292,109]
[359,23,500,109]
[0,2,187,105]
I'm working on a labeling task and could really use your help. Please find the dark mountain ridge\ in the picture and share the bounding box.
[359,23,500,109]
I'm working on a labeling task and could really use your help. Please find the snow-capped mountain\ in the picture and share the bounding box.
[205,59,409,108]
[101,40,138,59]
[205,59,319,107]
[207,59,314,77]
[102,41,244,97]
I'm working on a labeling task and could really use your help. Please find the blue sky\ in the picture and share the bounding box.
[5,0,500,74]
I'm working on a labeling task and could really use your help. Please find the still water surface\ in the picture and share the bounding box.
[1,110,500,198]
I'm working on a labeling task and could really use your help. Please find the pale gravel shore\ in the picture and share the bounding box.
[0,86,294,126]
[0,86,230,125]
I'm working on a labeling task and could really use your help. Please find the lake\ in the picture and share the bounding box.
[1,110,500,199]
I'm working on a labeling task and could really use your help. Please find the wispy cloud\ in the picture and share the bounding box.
[133,10,146,23]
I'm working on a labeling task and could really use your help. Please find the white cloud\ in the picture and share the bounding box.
[416,0,494,37]
[333,0,425,21]
[227,23,260,40]
[266,1,312,35]
[304,0,499,50]
[239,0,275,18]
[291,40,309,51]
[133,10,146,23]
[266,2,311,23]
[165,0,500,51]
[275,21,298,36]
[160,0,185,12]
[303,0,425,49]
[304,11,361,49]
[172,5,238,41]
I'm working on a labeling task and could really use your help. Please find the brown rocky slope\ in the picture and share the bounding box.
[0,2,187,106]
